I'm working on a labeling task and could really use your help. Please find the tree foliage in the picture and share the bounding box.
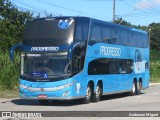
[149,23,160,50]
[113,17,137,28]
[0,0,33,51]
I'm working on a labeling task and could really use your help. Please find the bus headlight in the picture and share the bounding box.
[20,84,28,89]
[55,80,76,90]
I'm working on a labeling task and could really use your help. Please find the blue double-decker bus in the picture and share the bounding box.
[10,17,149,104]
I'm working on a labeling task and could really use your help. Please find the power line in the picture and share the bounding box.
[35,0,82,14]
[11,0,63,17]
[117,0,160,18]
[132,0,160,14]
[11,0,111,21]
[141,0,160,14]
[12,0,47,14]
[35,0,111,21]
[11,0,160,23]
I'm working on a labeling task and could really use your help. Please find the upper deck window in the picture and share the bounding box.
[23,18,75,46]
[90,25,102,42]
[74,19,89,41]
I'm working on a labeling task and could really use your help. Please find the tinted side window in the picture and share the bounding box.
[75,21,89,41]
[136,33,148,48]
[112,28,129,45]
[117,59,133,74]
[75,24,82,41]
[88,58,133,75]
[111,27,118,44]
[143,35,148,48]
[118,29,129,45]
[137,33,143,47]
[129,31,148,48]
[130,32,137,47]
[89,23,148,48]
[90,25,102,42]
[88,58,109,75]
[82,24,89,41]
[102,27,113,43]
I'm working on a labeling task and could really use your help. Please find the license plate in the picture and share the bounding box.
[38,94,47,99]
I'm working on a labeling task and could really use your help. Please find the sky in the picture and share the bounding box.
[10,0,160,26]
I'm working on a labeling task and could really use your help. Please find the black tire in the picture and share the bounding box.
[39,100,49,105]
[130,81,136,96]
[92,83,102,102]
[81,84,93,104]
[136,81,142,95]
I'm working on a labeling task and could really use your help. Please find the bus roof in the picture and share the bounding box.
[89,18,148,34]
[30,16,148,35]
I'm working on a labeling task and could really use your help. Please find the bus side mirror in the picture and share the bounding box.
[10,44,22,61]
[67,41,86,59]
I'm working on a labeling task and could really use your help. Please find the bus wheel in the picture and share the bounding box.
[39,100,49,105]
[81,84,92,104]
[92,83,102,102]
[130,81,136,96]
[136,81,142,95]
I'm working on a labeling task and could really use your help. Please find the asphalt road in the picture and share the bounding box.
[0,84,160,120]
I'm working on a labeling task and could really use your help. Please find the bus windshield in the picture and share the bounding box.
[21,52,71,80]
[23,18,75,46]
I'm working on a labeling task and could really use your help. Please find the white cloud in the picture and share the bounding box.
[135,0,160,9]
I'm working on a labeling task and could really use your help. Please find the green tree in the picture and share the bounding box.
[113,17,136,27]
[0,0,33,51]
[149,23,160,50]
[0,0,33,90]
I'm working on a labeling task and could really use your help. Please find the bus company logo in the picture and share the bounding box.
[40,88,44,92]
[31,47,59,52]
[134,49,143,73]
[2,112,11,118]
[100,46,121,56]
[58,19,74,29]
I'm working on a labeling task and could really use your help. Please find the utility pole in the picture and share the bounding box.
[112,0,116,22]
[148,28,151,48]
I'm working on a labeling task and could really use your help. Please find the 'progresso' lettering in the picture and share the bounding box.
[31,47,59,52]
[100,46,121,56]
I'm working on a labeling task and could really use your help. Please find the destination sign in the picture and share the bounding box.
[31,47,59,52]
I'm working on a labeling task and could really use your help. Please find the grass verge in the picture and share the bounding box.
[0,90,19,98]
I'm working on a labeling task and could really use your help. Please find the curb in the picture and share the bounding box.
[149,83,160,86]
